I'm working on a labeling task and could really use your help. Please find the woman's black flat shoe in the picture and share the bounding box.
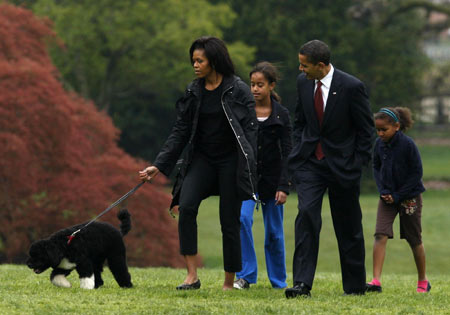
[176,279,201,290]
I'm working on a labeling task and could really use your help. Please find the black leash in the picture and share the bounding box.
[67,181,145,245]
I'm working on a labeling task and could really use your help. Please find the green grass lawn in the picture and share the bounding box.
[197,190,450,277]
[2,190,449,314]
[418,145,450,181]
[409,126,450,182]
[1,265,449,314]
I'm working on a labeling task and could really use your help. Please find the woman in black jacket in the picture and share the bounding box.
[139,36,258,290]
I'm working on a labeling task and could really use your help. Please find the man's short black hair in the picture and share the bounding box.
[299,40,331,65]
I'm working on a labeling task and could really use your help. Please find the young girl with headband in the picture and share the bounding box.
[367,107,430,293]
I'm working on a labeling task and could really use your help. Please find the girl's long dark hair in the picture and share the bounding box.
[250,61,281,102]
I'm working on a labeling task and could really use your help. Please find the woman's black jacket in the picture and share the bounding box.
[153,75,258,208]
[256,99,292,200]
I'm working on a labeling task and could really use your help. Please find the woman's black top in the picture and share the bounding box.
[195,83,237,158]
[152,75,258,207]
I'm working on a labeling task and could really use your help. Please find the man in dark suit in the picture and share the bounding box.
[285,40,374,298]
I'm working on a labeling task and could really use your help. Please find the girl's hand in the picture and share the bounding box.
[275,191,287,205]
[381,194,394,204]
[139,166,160,182]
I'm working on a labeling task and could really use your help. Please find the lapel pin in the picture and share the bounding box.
[332,92,337,95]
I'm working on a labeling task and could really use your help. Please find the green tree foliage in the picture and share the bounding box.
[216,0,450,192]
[23,0,449,161]
[31,0,255,161]
[220,0,430,112]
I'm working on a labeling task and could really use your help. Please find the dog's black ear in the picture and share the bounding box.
[44,241,63,268]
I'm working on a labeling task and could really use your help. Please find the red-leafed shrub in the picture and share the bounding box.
[0,3,186,267]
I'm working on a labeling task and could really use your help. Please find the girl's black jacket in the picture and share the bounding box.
[256,98,292,200]
[373,131,425,203]
[153,75,258,208]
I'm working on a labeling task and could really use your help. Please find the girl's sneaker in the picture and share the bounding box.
[366,283,382,293]
[366,279,382,293]
[417,281,431,293]
[233,278,250,289]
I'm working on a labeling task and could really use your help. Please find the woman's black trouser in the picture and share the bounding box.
[178,152,242,272]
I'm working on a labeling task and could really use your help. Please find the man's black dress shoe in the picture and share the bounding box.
[176,279,201,290]
[285,282,311,298]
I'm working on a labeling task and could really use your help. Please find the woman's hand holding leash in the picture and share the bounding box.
[139,166,160,182]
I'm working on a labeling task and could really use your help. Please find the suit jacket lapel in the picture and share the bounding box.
[322,70,342,127]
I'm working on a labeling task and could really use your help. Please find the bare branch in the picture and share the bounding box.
[383,0,450,27]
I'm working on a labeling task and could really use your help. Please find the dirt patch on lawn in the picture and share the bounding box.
[415,138,450,146]
[424,181,450,190]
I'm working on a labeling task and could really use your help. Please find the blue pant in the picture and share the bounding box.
[236,198,287,288]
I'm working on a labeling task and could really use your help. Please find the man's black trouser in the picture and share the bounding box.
[292,157,366,293]
[178,152,242,272]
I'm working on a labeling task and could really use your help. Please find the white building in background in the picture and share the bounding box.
[421,8,450,124]
[423,42,450,62]
[420,97,450,123]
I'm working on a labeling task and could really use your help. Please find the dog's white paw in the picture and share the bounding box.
[51,275,72,288]
[80,274,95,289]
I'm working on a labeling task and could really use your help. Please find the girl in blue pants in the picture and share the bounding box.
[234,62,292,289]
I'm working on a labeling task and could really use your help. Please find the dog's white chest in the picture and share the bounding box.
[58,258,76,270]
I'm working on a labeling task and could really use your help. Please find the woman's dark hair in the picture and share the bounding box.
[299,39,331,65]
[189,36,235,76]
[374,107,414,131]
[250,61,281,102]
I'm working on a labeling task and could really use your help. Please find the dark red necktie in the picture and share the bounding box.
[314,81,325,160]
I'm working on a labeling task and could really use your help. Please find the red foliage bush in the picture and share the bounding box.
[0,4,185,267]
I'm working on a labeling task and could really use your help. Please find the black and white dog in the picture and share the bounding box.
[26,209,132,289]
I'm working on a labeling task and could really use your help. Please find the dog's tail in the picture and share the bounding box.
[117,209,131,236]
